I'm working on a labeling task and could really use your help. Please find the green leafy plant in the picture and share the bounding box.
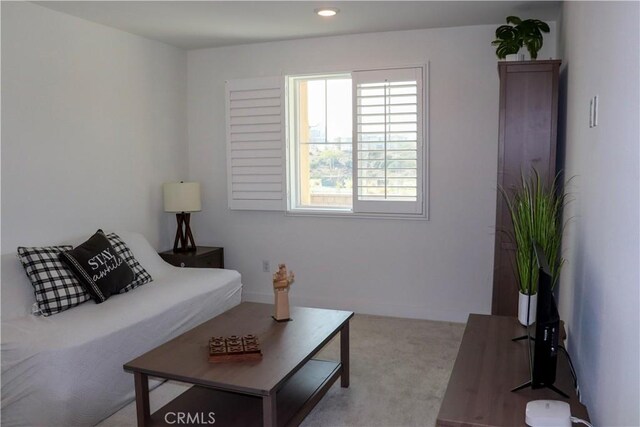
[492,17,522,59]
[500,170,568,295]
[492,16,550,59]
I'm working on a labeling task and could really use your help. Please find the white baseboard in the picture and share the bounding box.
[242,291,472,323]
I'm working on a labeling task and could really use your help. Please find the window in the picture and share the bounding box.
[225,66,426,217]
[287,67,425,216]
[352,67,423,215]
[287,75,353,210]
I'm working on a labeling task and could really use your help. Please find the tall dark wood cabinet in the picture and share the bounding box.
[492,60,561,316]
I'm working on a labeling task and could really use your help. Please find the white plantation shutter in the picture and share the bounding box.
[352,67,424,215]
[226,77,285,210]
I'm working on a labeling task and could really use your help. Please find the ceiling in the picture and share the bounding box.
[34,1,561,50]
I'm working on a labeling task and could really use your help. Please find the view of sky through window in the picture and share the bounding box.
[297,77,353,208]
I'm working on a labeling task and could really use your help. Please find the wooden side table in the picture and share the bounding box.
[159,246,224,269]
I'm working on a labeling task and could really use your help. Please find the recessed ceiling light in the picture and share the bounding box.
[315,8,339,17]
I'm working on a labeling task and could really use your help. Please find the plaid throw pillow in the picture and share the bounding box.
[17,246,91,316]
[106,233,153,293]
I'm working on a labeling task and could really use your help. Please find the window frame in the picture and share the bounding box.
[286,73,353,212]
[285,64,429,220]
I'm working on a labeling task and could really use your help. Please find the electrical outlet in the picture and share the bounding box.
[262,260,270,272]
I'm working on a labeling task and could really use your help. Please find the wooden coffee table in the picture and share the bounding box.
[124,302,353,427]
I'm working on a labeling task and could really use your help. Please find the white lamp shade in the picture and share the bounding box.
[163,182,201,213]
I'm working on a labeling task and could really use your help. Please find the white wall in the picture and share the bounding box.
[558,2,639,425]
[1,2,188,251]
[187,25,556,322]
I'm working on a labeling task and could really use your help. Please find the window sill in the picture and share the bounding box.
[285,208,428,221]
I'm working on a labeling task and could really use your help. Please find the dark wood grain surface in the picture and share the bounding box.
[436,314,588,427]
[124,303,353,396]
[159,246,224,268]
[146,360,340,427]
[492,60,561,316]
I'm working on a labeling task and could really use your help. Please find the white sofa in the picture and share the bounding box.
[1,232,242,427]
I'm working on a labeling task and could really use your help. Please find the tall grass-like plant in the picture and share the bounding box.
[500,170,567,295]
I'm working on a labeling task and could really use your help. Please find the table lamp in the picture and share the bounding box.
[163,181,201,252]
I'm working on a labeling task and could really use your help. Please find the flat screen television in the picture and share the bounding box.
[512,242,568,398]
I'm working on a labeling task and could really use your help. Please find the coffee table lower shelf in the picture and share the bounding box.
[148,359,341,427]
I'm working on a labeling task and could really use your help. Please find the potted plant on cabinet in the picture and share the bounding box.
[501,170,568,325]
[492,16,551,60]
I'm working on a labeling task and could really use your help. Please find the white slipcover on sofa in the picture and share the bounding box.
[1,231,242,426]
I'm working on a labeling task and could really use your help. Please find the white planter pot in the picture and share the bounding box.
[505,53,525,61]
[518,291,537,326]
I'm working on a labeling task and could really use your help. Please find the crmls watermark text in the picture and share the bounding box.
[164,412,215,425]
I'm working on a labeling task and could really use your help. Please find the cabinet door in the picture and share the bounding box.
[492,61,560,316]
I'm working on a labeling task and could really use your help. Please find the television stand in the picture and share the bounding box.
[436,315,588,427]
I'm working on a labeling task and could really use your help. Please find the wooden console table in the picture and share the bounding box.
[437,314,589,427]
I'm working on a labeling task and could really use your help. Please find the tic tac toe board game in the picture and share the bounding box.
[208,334,262,363]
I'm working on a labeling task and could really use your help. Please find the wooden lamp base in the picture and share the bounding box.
[173,212,196,252]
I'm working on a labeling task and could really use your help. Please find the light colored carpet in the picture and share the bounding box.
[98,314,465,427]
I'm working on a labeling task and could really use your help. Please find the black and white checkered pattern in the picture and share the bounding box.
[106,233,153,293]
[17,246,91,316]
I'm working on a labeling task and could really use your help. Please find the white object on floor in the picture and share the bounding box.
[525,400,571,427]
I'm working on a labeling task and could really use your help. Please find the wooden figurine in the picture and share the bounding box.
[272,264,294,321]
